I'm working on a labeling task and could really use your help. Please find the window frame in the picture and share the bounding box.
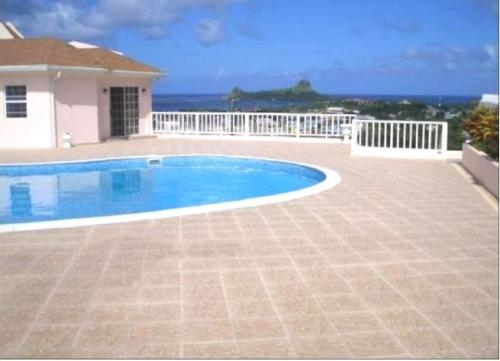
[5,85,28,119]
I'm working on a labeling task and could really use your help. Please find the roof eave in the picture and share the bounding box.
[0,65,166,78]
[110,69,166,78]
[0,65,108,73]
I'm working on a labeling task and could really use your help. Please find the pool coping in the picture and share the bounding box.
[0,154,341,233]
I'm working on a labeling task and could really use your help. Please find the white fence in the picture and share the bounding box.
[351,119,448,159]
[152,112,356,138]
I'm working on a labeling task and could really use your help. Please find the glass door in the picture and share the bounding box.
[110,87,139,136]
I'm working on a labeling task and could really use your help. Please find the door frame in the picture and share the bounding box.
[109,86,139,137]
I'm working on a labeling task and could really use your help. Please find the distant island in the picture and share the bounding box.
[226,80,329,101]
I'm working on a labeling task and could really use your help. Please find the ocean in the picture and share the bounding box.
[152,93,479,112]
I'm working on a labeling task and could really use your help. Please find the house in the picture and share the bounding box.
[479,94,499,109]
[0,22,164,148]
[325,106,345,114]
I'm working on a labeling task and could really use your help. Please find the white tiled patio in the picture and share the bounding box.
[0,138,498,358]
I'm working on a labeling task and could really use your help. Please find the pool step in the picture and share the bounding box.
[147,157,163,166]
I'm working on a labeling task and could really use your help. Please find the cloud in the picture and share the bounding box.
[194,19,225,45]
[398,44,497,75]
[3,0,242,44]
[213,66,232,80]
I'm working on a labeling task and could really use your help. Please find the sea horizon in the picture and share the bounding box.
[152,93,481,112]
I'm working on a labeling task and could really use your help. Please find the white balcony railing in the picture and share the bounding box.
[151,112,357,138]
[351,119,448,159]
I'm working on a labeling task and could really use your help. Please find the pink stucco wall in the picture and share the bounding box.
[54,74,100,146]
[97,76,153,139]
[0,72,154,149]
[0,73,53,148]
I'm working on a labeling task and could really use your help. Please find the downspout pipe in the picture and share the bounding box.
[49,70,62,147]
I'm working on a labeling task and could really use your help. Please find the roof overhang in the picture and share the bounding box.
[0,65,107,73]
[0,64,166,78]
[110,69,166,78]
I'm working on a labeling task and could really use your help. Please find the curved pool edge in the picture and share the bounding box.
[0,154,341,233]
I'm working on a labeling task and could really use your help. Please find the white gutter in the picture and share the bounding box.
[5,22,24,39]
[49,71,62,148]
[111,69,166,77]
[0,65,164,78]
[0,65,108,73]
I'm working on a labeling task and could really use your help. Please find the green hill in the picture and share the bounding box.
[226,80,329,101]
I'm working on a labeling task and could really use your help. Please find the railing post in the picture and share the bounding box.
[195,113,200,135]
[350,119,358,152]
[296,115,300,138]
[244,114,249,136]
[441,122,448,157]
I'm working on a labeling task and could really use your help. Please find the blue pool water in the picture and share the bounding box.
[0,156,326,224]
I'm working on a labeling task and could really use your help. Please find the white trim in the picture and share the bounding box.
[67,41,99,49]
[0,65,164,77]
[0,65,107,73]
[0,154,341,233]
[157,134,344,144]
[5,22,24,39]
[110,70,166,77]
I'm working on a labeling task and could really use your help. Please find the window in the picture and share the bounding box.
[5,85,27,118]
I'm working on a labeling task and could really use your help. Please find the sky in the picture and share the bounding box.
[1,0,498,95]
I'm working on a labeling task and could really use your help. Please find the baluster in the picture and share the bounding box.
[403,123,406,148]
[434,123,438,150]
[371,121,375,147]
[396,123,400,148]
[390,122,394,148]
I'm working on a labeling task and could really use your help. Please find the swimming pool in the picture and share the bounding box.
[0,155,340,231]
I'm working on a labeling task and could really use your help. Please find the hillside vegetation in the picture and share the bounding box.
[226,80,329,101]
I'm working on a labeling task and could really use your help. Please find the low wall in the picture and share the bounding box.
[462,143,499,198]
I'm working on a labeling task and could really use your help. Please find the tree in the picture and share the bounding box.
[463,106,499,160]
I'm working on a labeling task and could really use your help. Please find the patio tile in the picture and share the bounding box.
[127,343,181,358]
[360,290,411,310]
[0,324,30,354]
[281,314,336,337]
[290,335,352,358]
[71,346,130,358]
[182,342,239,358]
[393,327,458,357]
[182,319,234,342]
[376,307,433,330]
[1,139,498,358]
[439,286,495,304]
[75,322,130,348]
[88,303,136,323]
[232,317,285,340]
[129,321,181,343]
[316,293,367,313]
[329,311,384,334]
[132,302,181,322]
[458,301,499,322]
[227,298,276,318]
[422,304,476,326]
[19,324,79,357]
[341,331,405,357]
[93,287,140,304]
[238,339,295,358]
[37,305,88,325]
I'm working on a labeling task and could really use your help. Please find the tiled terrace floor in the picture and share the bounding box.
[0,138,498,358]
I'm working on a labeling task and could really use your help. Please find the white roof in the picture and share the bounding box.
[0,21,24,39]
[480,94,499,108]
[68,41,124,56]
[68,41,99,49]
